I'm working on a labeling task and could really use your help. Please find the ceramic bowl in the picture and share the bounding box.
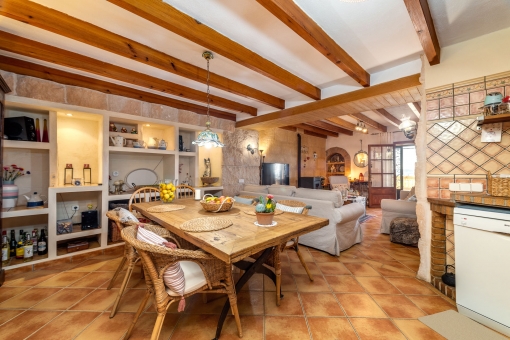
[484,92,503,106]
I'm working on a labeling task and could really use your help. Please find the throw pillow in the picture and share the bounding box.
[407,195,417,202]
[136,227,186,310]
[114,207,139,224]
[276,202,304,214]
[233,196,254,205]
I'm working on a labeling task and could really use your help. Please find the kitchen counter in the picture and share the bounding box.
[453,193,510,209]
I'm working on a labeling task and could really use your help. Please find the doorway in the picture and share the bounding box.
[395,143,417,199]
[368,144,396,207]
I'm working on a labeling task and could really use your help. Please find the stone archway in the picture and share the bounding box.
[326,147,351,177]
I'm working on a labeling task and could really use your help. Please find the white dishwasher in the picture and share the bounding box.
[454,205,510,336]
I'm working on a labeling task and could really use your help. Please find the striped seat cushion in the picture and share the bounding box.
[276,203,304,214]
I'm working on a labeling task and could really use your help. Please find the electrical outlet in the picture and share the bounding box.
[72,205,79,211]
[239,179,244,183]
[112,171,119,177]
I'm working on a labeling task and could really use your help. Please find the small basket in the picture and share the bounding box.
[200,194,235,212]
[487,171,510,197]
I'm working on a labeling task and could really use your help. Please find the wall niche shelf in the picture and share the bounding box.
[476,113,510,126]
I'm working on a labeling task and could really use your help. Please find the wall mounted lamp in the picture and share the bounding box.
[247,144,257,154]
[313,151,317,160]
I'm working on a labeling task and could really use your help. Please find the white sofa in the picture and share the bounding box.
[238,184,365,256]
[380,189,417,234]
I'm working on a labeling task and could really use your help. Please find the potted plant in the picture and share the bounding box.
[2,164,30,209]
[255,194,276,225]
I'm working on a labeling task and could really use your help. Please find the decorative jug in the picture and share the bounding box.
[23,192,47,208]
[110,135,126,147]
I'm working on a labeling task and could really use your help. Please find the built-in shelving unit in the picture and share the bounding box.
[1,95,224,270]
[476,113,510,126]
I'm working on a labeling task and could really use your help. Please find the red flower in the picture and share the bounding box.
[267,194,274,199]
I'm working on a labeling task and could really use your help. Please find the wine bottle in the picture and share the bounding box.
[32,229,38,253]
[42,119,49,143]
[35,118,41,142]
[24,232,33,262]
[1,231,10,265]
[16,239,24,260]
[37,229,47,256]
[9,230,16,258]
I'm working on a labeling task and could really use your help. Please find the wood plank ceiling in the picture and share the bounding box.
[0,0,434,136]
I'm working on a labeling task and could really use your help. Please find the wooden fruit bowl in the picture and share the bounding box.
[200,200,234,212]
[201,177,219,185]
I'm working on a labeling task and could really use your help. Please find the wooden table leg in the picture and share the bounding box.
[213,247,275,340]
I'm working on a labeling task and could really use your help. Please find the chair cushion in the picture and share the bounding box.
[268,185,297,197]
[114,207,139,224]
[233,196,254,205]
[276,202,304,214]
[243,184,268,194]
[165,261,207,296]
[137,227,185,296]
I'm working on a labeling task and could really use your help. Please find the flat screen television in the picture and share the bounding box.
[261,163,290,185]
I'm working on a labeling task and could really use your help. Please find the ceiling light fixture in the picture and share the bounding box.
[355,121,368,134]
[399,114,417,140]
[192,51,224,149]
[354,139,368,168]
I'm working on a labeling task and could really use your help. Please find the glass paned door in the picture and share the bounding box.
[368,144,396,207]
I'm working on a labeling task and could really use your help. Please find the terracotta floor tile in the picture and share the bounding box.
[400,260,420,272]
[0,309,24,325]
[264,292,303,316]
[69,289,120,311]
[325,275,365,293]
[287,249,314,263]
[360,250,396,262]
[263,274,296,292]
[394,319,446,339]
[265,316,310,340]
[95,257,124,271]
[300,293,345,317]
[127,312,180,340]
[99,269,143,289]
[310,250,340,263]
[74,312,132,340]
[371,294,427,318]
[69,259,110,272]
[316,262,351,275]
[0,286,30,303]
[69,272,114,288]
[178,293,225,315]
[32,288,94,310]
[3,270,60,287]
[350,318,406,340]
[238,273,264,292]
[0,287,61,309]
[336,293,387,318]
[355,276,401,294]
[407,295,457,315]
[36,272,89,287]
[106,288,148,313]
[289,262,321,276]
[373,263,416,277]
[221,315,263,340]
[385,251,420,261]
[27,311,101,340]
[0,310,61,339]
[234,291,264,315]
[294,274,330,292]
[343,262,381,276]
[387,277,438,295]
[308,317,358,340]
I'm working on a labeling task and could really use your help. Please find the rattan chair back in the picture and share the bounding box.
[175,184,195,199]
[128,187,160,212]
[277,199,310,215]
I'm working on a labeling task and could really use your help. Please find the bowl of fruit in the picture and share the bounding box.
[159,182,176,203]
[200,194,235,212]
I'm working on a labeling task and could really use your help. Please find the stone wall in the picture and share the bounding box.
[0,70,236,132]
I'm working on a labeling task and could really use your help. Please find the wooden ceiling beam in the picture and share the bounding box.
[324,117,356,131]
[293,124,338,137]
[304,130,327,139]
[413,101,421,112]
[349,112,387,132]
[256,0,370,87]
[107,0,321,100]
[0,0,284,109]
[279,126,297,132]
[0,31,256,116]
[236,74,421,130]
[403,0,440,65]
[374,108,401,126]
[306,120,353,136]
[0,56,236,121]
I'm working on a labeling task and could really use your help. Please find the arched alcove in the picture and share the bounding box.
[326,147,351,178]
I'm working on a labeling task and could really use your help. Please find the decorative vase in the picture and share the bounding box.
[179,135,184,151]
[255,212,274,225]
[42,119,49,143]
[2,180,18,209]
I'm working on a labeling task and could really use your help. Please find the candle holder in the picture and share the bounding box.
[83,164,91,184]
[64,164,73,185]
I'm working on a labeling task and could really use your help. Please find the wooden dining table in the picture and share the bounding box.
[132,199,329,339]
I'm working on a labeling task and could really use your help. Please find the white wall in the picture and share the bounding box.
[425,27,510,90]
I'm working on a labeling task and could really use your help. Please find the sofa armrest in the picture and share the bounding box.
[381,199,416,214]
[399,190,410,200]
[333,203,365,224]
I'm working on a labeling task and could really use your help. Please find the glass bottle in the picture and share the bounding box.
[1,231,10,265]
[9,230,16,258]
[38,229,47,256]
[32,229,38,253]
[24,232,33,262]
[42,119,49,143]
[16,237,24,260]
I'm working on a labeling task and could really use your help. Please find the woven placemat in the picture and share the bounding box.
[180,217,233,232]
[147,204,186,213]
[243,209,284,216]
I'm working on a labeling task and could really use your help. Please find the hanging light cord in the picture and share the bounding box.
[205,55,211,127]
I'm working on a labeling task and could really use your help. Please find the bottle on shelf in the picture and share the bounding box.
[32,229,38,253]
[24,232,33,262]
[9,230,16,258]
[2,231,10,265]
[38,229,47,256]
[16,235,25,260]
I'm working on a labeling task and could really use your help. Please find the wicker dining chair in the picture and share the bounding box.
[121,225,243,340]
[175,184,195,199]
[128,187,160,212]
[105,210,180,318]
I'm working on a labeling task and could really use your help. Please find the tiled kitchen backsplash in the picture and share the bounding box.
[426,70,510,199]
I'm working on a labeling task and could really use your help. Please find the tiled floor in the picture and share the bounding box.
[0,208,457,339]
